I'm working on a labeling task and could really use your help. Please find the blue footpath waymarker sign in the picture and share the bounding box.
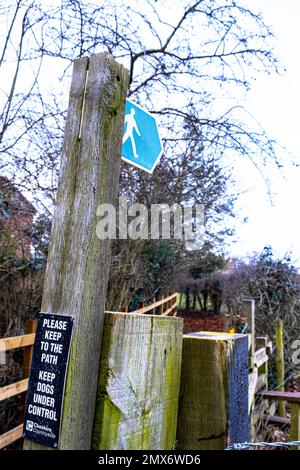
[122,100,163,173]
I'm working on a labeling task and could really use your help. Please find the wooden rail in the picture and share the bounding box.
[0,333,35,352]
[263,414,290,425]
[258,391,300,403]
[105,293,178,316]
[0,425,23,450]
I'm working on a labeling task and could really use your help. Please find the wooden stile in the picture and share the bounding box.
[24,52,129,450]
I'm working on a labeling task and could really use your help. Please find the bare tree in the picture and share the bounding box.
[0,0,284,308]
[0,0,282,207]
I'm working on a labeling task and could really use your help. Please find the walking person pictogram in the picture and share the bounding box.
[122,107,141,159]
[122,99,163,173]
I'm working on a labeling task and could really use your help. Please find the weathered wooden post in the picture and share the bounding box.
[176,332,249,450]
[243,299,255,369]
[92,312,183,450]
[275,319,286,417]
[24,53,129,449]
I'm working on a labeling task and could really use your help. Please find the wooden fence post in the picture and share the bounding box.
[24,53,129,450]
[176,332,249,450]
[243,299,255,369]
[276,319,286,417]
[92,313,183,449]
[22,320,38,379]
[290,403,300,449]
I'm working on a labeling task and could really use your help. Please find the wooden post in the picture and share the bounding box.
[290,403,300,449]
[24,53,129,450]
[92,312,183,450]
[243,299,255,369]
[22,320,38,378]
[160,295,165,315]
[176,332,249,450]
[276,319,286,417]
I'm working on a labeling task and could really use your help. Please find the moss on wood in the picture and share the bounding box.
[92,313,183,450]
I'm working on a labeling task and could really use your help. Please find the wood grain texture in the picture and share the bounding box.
[176,332,249,450]
[24,53,129,450]
[258,390,300,403]
[92,313,183,450]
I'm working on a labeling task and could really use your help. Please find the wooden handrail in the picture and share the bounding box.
[105,293,178,316]
[0,424,23,450]
[264,414,290,425]
[0,379,29,402]
[161,302,177,317]
[129,293,177,315]
[0,333,35,352]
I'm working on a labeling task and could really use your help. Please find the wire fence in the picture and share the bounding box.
[226,441,300,450]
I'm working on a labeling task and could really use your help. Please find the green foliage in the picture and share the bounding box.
[0,216,49,337]
[30,214,52,260]
[144,240,176,291]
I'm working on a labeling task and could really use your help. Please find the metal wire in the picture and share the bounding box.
[226,441,300,450]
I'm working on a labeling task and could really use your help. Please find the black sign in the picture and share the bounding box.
[23,313,73,448]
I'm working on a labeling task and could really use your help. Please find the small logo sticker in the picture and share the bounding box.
[26,420,34,431]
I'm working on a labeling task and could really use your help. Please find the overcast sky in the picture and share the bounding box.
[1,0,299,266]
[228,0,300,267]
